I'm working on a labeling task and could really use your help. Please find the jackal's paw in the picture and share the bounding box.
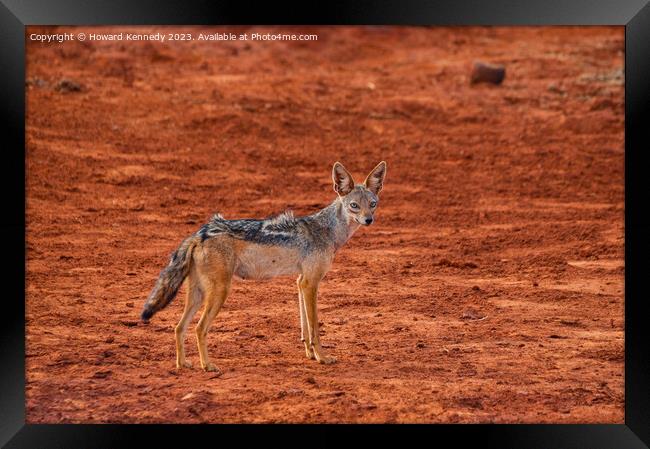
[176,360,193,369]
[303,343,316,360]
[316,354,337,365]
[202,362,221,374]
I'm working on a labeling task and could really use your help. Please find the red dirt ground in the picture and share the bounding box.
[25,26,624,423]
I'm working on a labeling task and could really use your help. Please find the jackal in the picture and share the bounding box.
[141,161,386,372]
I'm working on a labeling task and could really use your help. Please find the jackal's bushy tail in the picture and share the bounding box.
[140,235,198,321]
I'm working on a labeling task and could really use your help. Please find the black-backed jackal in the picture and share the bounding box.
[141,161,386,373]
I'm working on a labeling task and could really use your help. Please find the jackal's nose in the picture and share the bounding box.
[364,217,373,225]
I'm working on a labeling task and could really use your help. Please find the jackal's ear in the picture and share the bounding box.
[332,162,355,196]
[364,161,386,195]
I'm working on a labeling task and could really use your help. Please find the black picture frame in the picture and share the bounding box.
[2,1,648,447]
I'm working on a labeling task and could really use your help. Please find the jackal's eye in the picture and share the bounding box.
[349,202,360,209]
[370,201,377,208]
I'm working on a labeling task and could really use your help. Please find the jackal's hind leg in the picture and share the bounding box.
[297,275,315,360]
[175,277,203,369]
[195,276,231,373]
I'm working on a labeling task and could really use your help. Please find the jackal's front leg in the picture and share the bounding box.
[299,276,336,365]
[297,275,315,360]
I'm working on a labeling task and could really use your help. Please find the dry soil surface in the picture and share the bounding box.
[26,26,624,423]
